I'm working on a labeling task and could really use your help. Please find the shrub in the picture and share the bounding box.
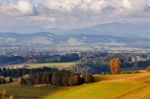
[5,77,13,83]
[18,77,26,84]
[0,78,6,84]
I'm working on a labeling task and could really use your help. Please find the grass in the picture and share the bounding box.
[44,81,141,99]
[0,73,150,99]
[44,73,150,99]
[11,62,76,69]
[0,84,59,98]
[28,62,76,68]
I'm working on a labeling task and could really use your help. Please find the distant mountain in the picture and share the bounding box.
[0,32,149,48]
[53,22,150,38]
[0,32,55,47]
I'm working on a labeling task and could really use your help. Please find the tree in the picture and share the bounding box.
[0,78,6,84]
[51,72,62,85]
[146,66,150,72]
[61,74,70,86]
[5,77,13,83]
[18,77,26,84]
[82,74,94,83]
[109,58,121,74]
[68,74,80,86]
[9,95,14,99]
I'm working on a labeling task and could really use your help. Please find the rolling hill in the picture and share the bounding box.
[44,73,150,99]
[0,73,150,99]
[0,32,149,48]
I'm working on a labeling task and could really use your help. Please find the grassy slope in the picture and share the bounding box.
[44,73,150,99]
[0,73,149,99]
[0,84,59,97]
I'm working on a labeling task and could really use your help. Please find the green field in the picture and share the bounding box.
[0,84,60,98]
[0,73,150,99]
[28,62,76,68]
[12,62,76,68]
[44,73,150,99]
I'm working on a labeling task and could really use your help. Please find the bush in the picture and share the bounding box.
[18,77,26,84]
[0,78,6,84]
[5,77,13,83]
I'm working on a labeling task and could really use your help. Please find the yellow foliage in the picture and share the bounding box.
[9,95,14,99]
[109,58,121,74]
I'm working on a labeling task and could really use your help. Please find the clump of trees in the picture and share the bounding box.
[0,67,94,86]
[0,67,58,78]
[71,57,109,74]
[109,58,121,74]
[0,53,80,66]
[82,74,94,83]
[20,70,94,86]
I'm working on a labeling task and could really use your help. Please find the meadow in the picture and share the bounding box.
[11,62,76,69]
[0,73,149,99]
[44,73,150,99]
[0,84,59,98]
[28,62,76,68]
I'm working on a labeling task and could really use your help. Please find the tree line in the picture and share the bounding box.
[0,67,94,86]
[0,53,80,66]
[20,70,94,86]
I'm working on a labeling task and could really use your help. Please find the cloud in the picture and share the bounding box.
[42,0,149,14]
[14,0,34,15]
[0,0,150,33]
[0,0,35,16]
[43,0,111,13]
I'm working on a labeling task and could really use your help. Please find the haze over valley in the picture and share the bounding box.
[0,0,150,99]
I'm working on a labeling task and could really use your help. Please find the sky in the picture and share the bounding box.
[0,0,150,33]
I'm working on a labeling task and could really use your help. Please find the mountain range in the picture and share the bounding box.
[0,32,149,48]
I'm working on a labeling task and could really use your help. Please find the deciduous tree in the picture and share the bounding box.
[109,58,121,74]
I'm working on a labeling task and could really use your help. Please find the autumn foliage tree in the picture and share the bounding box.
[146,66,150,72]
[109,58,121,74]
[9,95,14,99]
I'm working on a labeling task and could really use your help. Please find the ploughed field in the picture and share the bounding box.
[0,73,150,99]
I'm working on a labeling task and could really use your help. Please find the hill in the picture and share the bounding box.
[44,73,150,99]
[0,32,149,48]
[0,72,149,99]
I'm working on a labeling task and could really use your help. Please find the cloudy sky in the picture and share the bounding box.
[0,0,150,33]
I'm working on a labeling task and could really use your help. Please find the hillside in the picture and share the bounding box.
[0,73,149,99]
[44,73,150,99]
[0,32,149,48]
